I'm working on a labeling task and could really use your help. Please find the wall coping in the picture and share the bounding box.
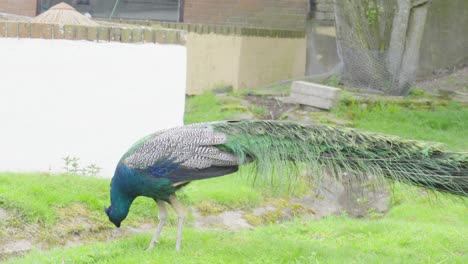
[98,19,306,39]
[0,20,186,45]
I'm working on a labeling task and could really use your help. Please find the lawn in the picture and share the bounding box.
[2,91,467,263]
[4,184,467,263]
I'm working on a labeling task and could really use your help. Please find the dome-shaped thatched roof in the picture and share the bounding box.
[31,2,98,26]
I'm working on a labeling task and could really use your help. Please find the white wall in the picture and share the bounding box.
[0,38,186,177]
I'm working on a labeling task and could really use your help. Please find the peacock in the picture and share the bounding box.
[105,120,468,251]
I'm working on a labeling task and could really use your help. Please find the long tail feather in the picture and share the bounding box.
[212,120,468,196]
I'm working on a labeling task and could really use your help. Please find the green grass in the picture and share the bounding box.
[6,191,467,264]
[184,92,246,124]
[0,173,110,225]
[334,100,468,150]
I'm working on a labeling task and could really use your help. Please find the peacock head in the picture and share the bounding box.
[105,162,136,228]
[105,205,122,228]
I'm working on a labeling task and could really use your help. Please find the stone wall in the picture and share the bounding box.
[237,35,306,90]
[183,0,308,30]
[186,33,306,94]
[180,23,306,94]
[0,0,37,17]
[113,20,307,94]
[0,21,185,45]
[418,0,468,77]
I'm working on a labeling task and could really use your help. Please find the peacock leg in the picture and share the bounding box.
[147,200,168,251]
[168,194,185,252]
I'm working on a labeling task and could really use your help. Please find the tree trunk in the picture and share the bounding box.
[333,0,396,92]
[388,0,411,79]
[397,1,430,95]
[333,0,429,95]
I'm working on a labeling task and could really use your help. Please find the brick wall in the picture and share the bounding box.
[0,0,37,17]
[183,0,308,30]
[0,21,186,45]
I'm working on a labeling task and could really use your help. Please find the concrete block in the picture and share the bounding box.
[131,28,143,43]
[64,25,75,40]
[166,30,177,44]
[40,24,53,39]
[75,26,88,40]
[17,22,31,38]
[87,26,98,41]
[143,28,155,43]
[0,22,6,37]
[289,81,341,109]
[30,23,41,38]
[97,27,110,42]
[176,31,186,45]
[121,28,132,43]
[6,22,18,38]
[110,27,121,42]
[156,30,168,44]
[292,81,341,99]
[287,94,335,110]
[53,25,64,39]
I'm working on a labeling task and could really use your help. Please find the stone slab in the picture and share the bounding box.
[291,81,341,99]
[287,94,335,109]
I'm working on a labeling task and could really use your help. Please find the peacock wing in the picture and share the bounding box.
[122,123,241,182]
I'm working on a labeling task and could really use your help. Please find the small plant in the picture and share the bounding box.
[322,74,341,87]
[249,105,269,118]
[85,164,102,176]
[408,87,428,97]
[243,213,263,226]
[364,0,383,25]
[62,156,80,174]
[62,156,101,176]
[195,201,227,216]
[367,207,384,219]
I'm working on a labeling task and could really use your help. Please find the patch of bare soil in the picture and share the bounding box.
[416,67,468,102]
[192,175,389,231]
[0,204,142,261]
[243,95,297,119]
[0,208,10,220]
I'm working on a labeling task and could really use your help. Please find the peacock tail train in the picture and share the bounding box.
[210,120,468,196]
[108,119,467,251]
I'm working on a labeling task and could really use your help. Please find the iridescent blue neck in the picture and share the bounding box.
[108,162,138,224]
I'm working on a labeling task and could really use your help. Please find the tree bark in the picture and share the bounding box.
[397,1,430,95]
[333,0,395,91]
[388,0,412,79]
[333,0,429,95]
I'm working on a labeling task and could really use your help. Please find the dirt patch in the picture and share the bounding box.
[293,175,389,219]
[194,210,252,231]
[416,67,468,102]
[244,95,296,119]
[0,240,33,255]
[192,175,389,231]
[0,208,10,220]
[417,67,468,93]
[0,204,121,260]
